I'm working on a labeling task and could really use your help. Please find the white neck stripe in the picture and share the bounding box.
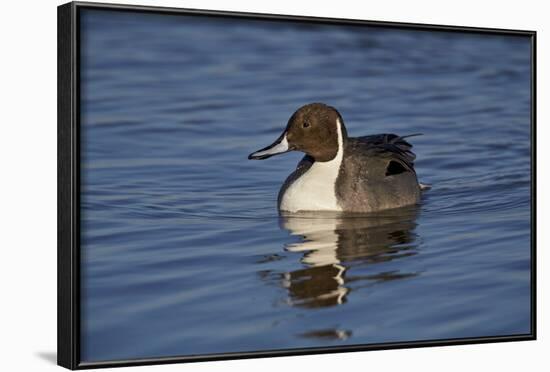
[279,118,344,212]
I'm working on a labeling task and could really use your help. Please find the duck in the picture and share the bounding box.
[248,103,423,213]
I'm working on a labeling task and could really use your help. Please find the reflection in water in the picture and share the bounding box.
[276,207,420,309]
[298,328,352,341]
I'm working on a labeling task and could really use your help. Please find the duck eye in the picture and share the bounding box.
[303,122,310,128]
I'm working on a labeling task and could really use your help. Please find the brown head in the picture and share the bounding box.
[248,103,348,162]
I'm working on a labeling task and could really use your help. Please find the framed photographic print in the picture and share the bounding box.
[58,1,536,369]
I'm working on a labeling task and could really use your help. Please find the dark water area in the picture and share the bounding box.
[79,9,532,362]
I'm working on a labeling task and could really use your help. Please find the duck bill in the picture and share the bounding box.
[248,133,291,160]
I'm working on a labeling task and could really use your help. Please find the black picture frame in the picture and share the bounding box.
[58,1,537,369]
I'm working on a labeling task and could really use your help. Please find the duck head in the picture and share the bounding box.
[248,103,348,162]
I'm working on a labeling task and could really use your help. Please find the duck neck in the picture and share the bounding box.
[314,118,346,163]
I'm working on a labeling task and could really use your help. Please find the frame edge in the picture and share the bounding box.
[58,1,78,370]
[72,1,535,35]
[530,31,537,340]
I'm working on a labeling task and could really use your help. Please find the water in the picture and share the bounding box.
[79,9,532,362]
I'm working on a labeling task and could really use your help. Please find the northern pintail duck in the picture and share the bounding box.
[249,103,422,213]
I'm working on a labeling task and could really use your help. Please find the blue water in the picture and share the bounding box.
[79,9,532,362]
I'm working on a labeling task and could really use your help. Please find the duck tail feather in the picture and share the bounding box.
[419,182,432,191]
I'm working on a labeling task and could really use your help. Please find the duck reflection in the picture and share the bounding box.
[277,206,420,309]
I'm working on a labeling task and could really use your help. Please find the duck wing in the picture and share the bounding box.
[352,133,420,174]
